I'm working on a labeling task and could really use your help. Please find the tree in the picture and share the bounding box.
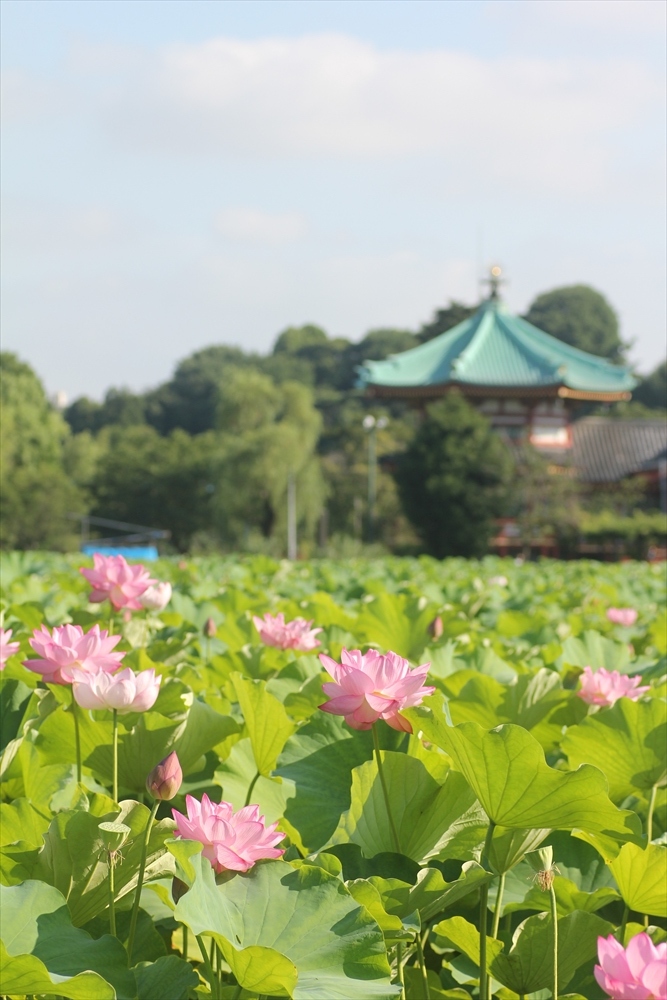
[273,324,328,354]
[523,285,625,360]
[633,360,666,411]
[146,345,254,435]
[418,301,476,343]
[90,426,218,551]
[394,392,513,557]
[0,352,84,550]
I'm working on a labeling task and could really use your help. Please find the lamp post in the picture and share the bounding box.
[363,415,387,542]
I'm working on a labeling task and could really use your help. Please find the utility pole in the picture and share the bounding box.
[362,415,387,542]
[287,472,297,560]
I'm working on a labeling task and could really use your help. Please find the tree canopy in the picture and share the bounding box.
[394,392,513,558]
[523,285,625,360]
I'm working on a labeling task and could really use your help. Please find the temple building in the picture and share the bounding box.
[358,268,637,455]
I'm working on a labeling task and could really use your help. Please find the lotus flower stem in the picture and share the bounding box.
[112,709,119,803]
[396,942,405,999]
[492,872,506,939]
[182,924,188,959]
[618,905,629,944]
[196,933,219,1000]
[416,932,430,999]
[127,799,160,962]
[244,771,260,808]
[647,783,657,843]
[371,723,401,854]
[549,883,558,1000]
[479,820,496,1000]
[71,689,82,784]
[108,853,117,937]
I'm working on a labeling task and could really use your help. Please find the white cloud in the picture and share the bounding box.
[215,207,307,243]
[88,33,662,199]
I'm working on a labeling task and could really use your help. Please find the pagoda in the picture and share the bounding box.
[358,268,636,450]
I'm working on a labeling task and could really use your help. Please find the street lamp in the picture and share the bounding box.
[363,415,388,542]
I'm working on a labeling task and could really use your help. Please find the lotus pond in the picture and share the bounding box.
[0,552,665,1000]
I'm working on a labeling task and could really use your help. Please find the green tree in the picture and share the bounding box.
[633,360,666,410]
[212,371,326,551]
[0,352,84,549]
[90,426,218,550]
[146,345,254,434]
[418,301,476,343]
[273,324,329,354]
[394,392,513,557]
[523,285,625,360]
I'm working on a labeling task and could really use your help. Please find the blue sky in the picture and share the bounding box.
[2,0,665,400]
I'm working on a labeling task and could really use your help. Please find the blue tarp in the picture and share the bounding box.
[81,545,159,561]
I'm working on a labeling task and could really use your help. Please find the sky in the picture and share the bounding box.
[2,0,666,402]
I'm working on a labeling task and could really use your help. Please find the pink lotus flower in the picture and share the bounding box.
[252,612,322,651]
[595,933,666,1000]
[319,648,435,732]
[24,624,124,685]
[607,607,639,626]
[172,793,284,874]
[140,581,172,611]
[0,628,20,669]
[80,554,156,610]
[577,666,650,708]
[71,666,161,713]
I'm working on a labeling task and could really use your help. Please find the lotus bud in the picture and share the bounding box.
[427,616,443,640]
[99,821,131,853]
[204,617,217,638]
[146,751,183,801]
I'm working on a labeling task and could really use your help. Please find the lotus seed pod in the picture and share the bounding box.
[146,751,183,801]
[526,845,554,874]
[99,821,131,853]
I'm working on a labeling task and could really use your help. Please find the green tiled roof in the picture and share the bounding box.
[358,298,636,395]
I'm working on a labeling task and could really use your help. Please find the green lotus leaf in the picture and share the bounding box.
[0,880,134,999]
[0,796,51,848]
[431,914,504,967]
[490,910,613,996]
[440,669,586,752]
[561,697,667,802]
[487,827,551,875]
[36,693,238,792]
[134,955,199,1000]
[406,704,643,843]
[368,862,493,922]
[328,750,487,863]
[609,842,667,917]
[503,875,619,917]
[174,850,400,999]
[345,879,410,941]
[355,592,436,660]
[560,629,637,673]
[403,967,472,998]
[214,737,294,822]
[546,830,618,892]
[230,672,295,776]
[33,798,175,926]
[0,678,33,751]
[274,713,380,852]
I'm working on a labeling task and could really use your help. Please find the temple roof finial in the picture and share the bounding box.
[483,264,505,301]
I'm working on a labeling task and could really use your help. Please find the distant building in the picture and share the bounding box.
[358,267,636,454]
